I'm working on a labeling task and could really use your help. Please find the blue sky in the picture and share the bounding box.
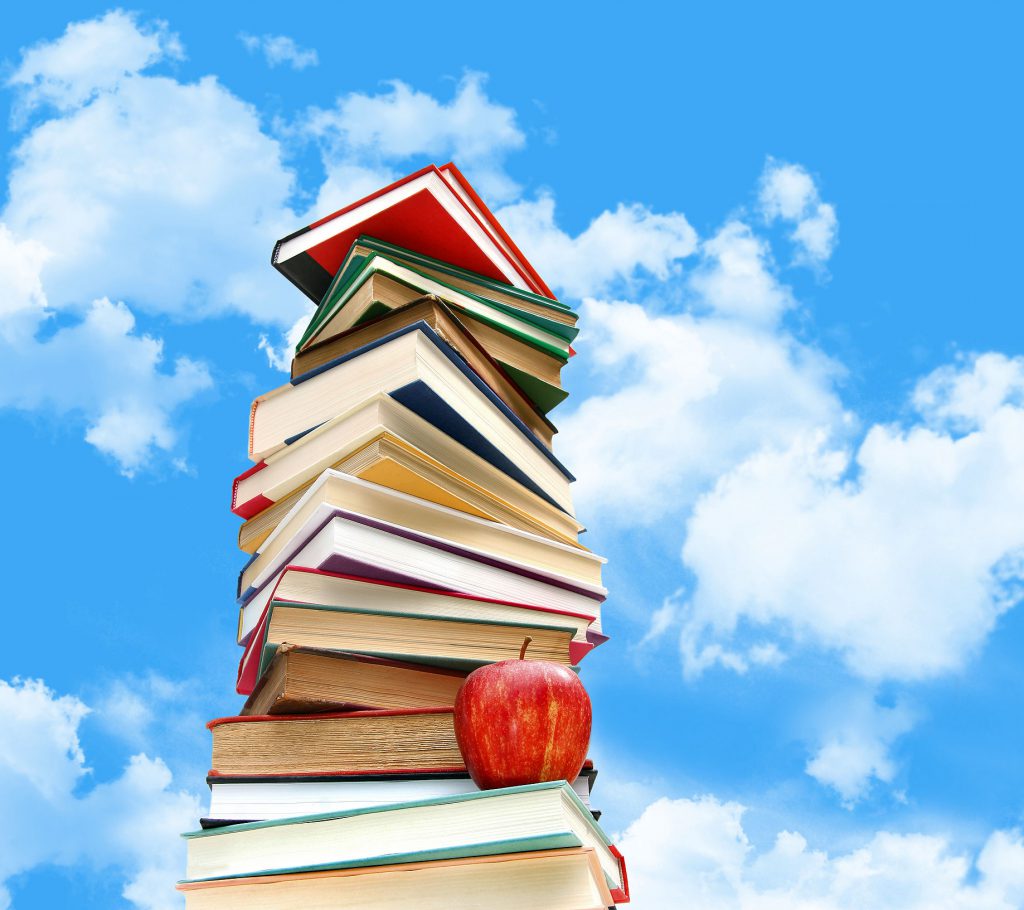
[1,5,1023,908]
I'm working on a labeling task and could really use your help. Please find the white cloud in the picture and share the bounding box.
[301,72,524,205]
[689,221,794,322]
[239,33,318,70]
[4,72,299,324]
[0,293,212,475]
[678,353,1024,683]
[258,306,314,372]
[559,296,843,524]
[759,158,837,266]
[804,696,916,805]
[618,794,1024,910]
[0,223,49,335]
[497,194,698,299]
[0,678,200,910]
[6,10,183,119]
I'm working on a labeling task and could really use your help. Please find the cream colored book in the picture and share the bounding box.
[177,848,613,910]
[233,396,583,552]
[239,470,602,598]
[182,781,627,902]
[247,326,574,515]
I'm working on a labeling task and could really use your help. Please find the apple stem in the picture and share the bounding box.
[519,636,533,660]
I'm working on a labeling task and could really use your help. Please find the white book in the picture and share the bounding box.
[183,780,626,902]
[206,769,595,823]
[241,470,603,597]
[237,510,606,644]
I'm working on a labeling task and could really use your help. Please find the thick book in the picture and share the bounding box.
[241,645,469,715]
[233,394,581,546]
[238,470,602,599]
[297,253,575,363]
[235,511,607,646]
[272,162,554,303]
[239,601,579,696]
[246,324,574,516]
[203,764,597,825]
[177,847,615,910]
[236,568,606,693]
[207,707,463,777]
[236,431,582,554]
[291,296,567,420]
[182,780,628,903]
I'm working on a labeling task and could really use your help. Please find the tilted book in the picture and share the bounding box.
[272,163,554,303]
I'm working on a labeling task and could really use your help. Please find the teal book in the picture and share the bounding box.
[298,244,578,356]
[181,780,628,902]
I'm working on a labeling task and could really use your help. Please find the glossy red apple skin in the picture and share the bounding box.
[454,656,591,790]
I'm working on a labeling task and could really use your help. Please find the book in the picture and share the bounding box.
[236,513,607,646]
[177,847,615,910]
[243,601,579,694]
[233,394,581,546]
[235,569,606,693]
[182,780,628,903]
[297,253,575,363]
[207,707,463,777]
[203,765,597,824]
[247,324,575,516]
[291,296,567,420]
[238,470,602,599]
[241,645,469,715]
[272,162,554,303]
[236,433,581,555]
[324,235,575,329]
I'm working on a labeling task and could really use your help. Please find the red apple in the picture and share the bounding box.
[454,637,592,790]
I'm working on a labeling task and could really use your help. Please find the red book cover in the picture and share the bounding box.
[272,164,553,303]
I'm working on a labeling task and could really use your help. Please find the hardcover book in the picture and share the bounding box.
[177,847,614,910]
[182,780,628,903]
[272,163,554,303]
[233,394,581,545]
[291,296,567,421]
[246,324,574,516]
[235,568,606,694]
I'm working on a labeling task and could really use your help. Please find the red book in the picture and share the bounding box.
[272,162,554,303]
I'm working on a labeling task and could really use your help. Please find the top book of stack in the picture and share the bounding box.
[272,162,555,303]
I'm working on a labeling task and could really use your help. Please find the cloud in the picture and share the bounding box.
[0,289,212,475]
[0,678,201,910]
[676,352,1024,683]
[558,296,843,525]
[804,695,916,805]
[3,74,299,324]
[239,33,318,70]
[617,794,1024,909]
[6,10,183,119]
[258,307,313,372]
[497,194,698,299]
[301,72,524,205]
[759,158,838,266]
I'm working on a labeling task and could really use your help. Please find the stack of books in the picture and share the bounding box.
[178,163,630,908]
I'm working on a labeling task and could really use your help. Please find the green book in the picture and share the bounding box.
[181,780,627,903]
[298,242,578,356]
[334,235,576,314]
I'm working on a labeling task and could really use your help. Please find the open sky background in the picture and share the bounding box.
[1,4,1023,908]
